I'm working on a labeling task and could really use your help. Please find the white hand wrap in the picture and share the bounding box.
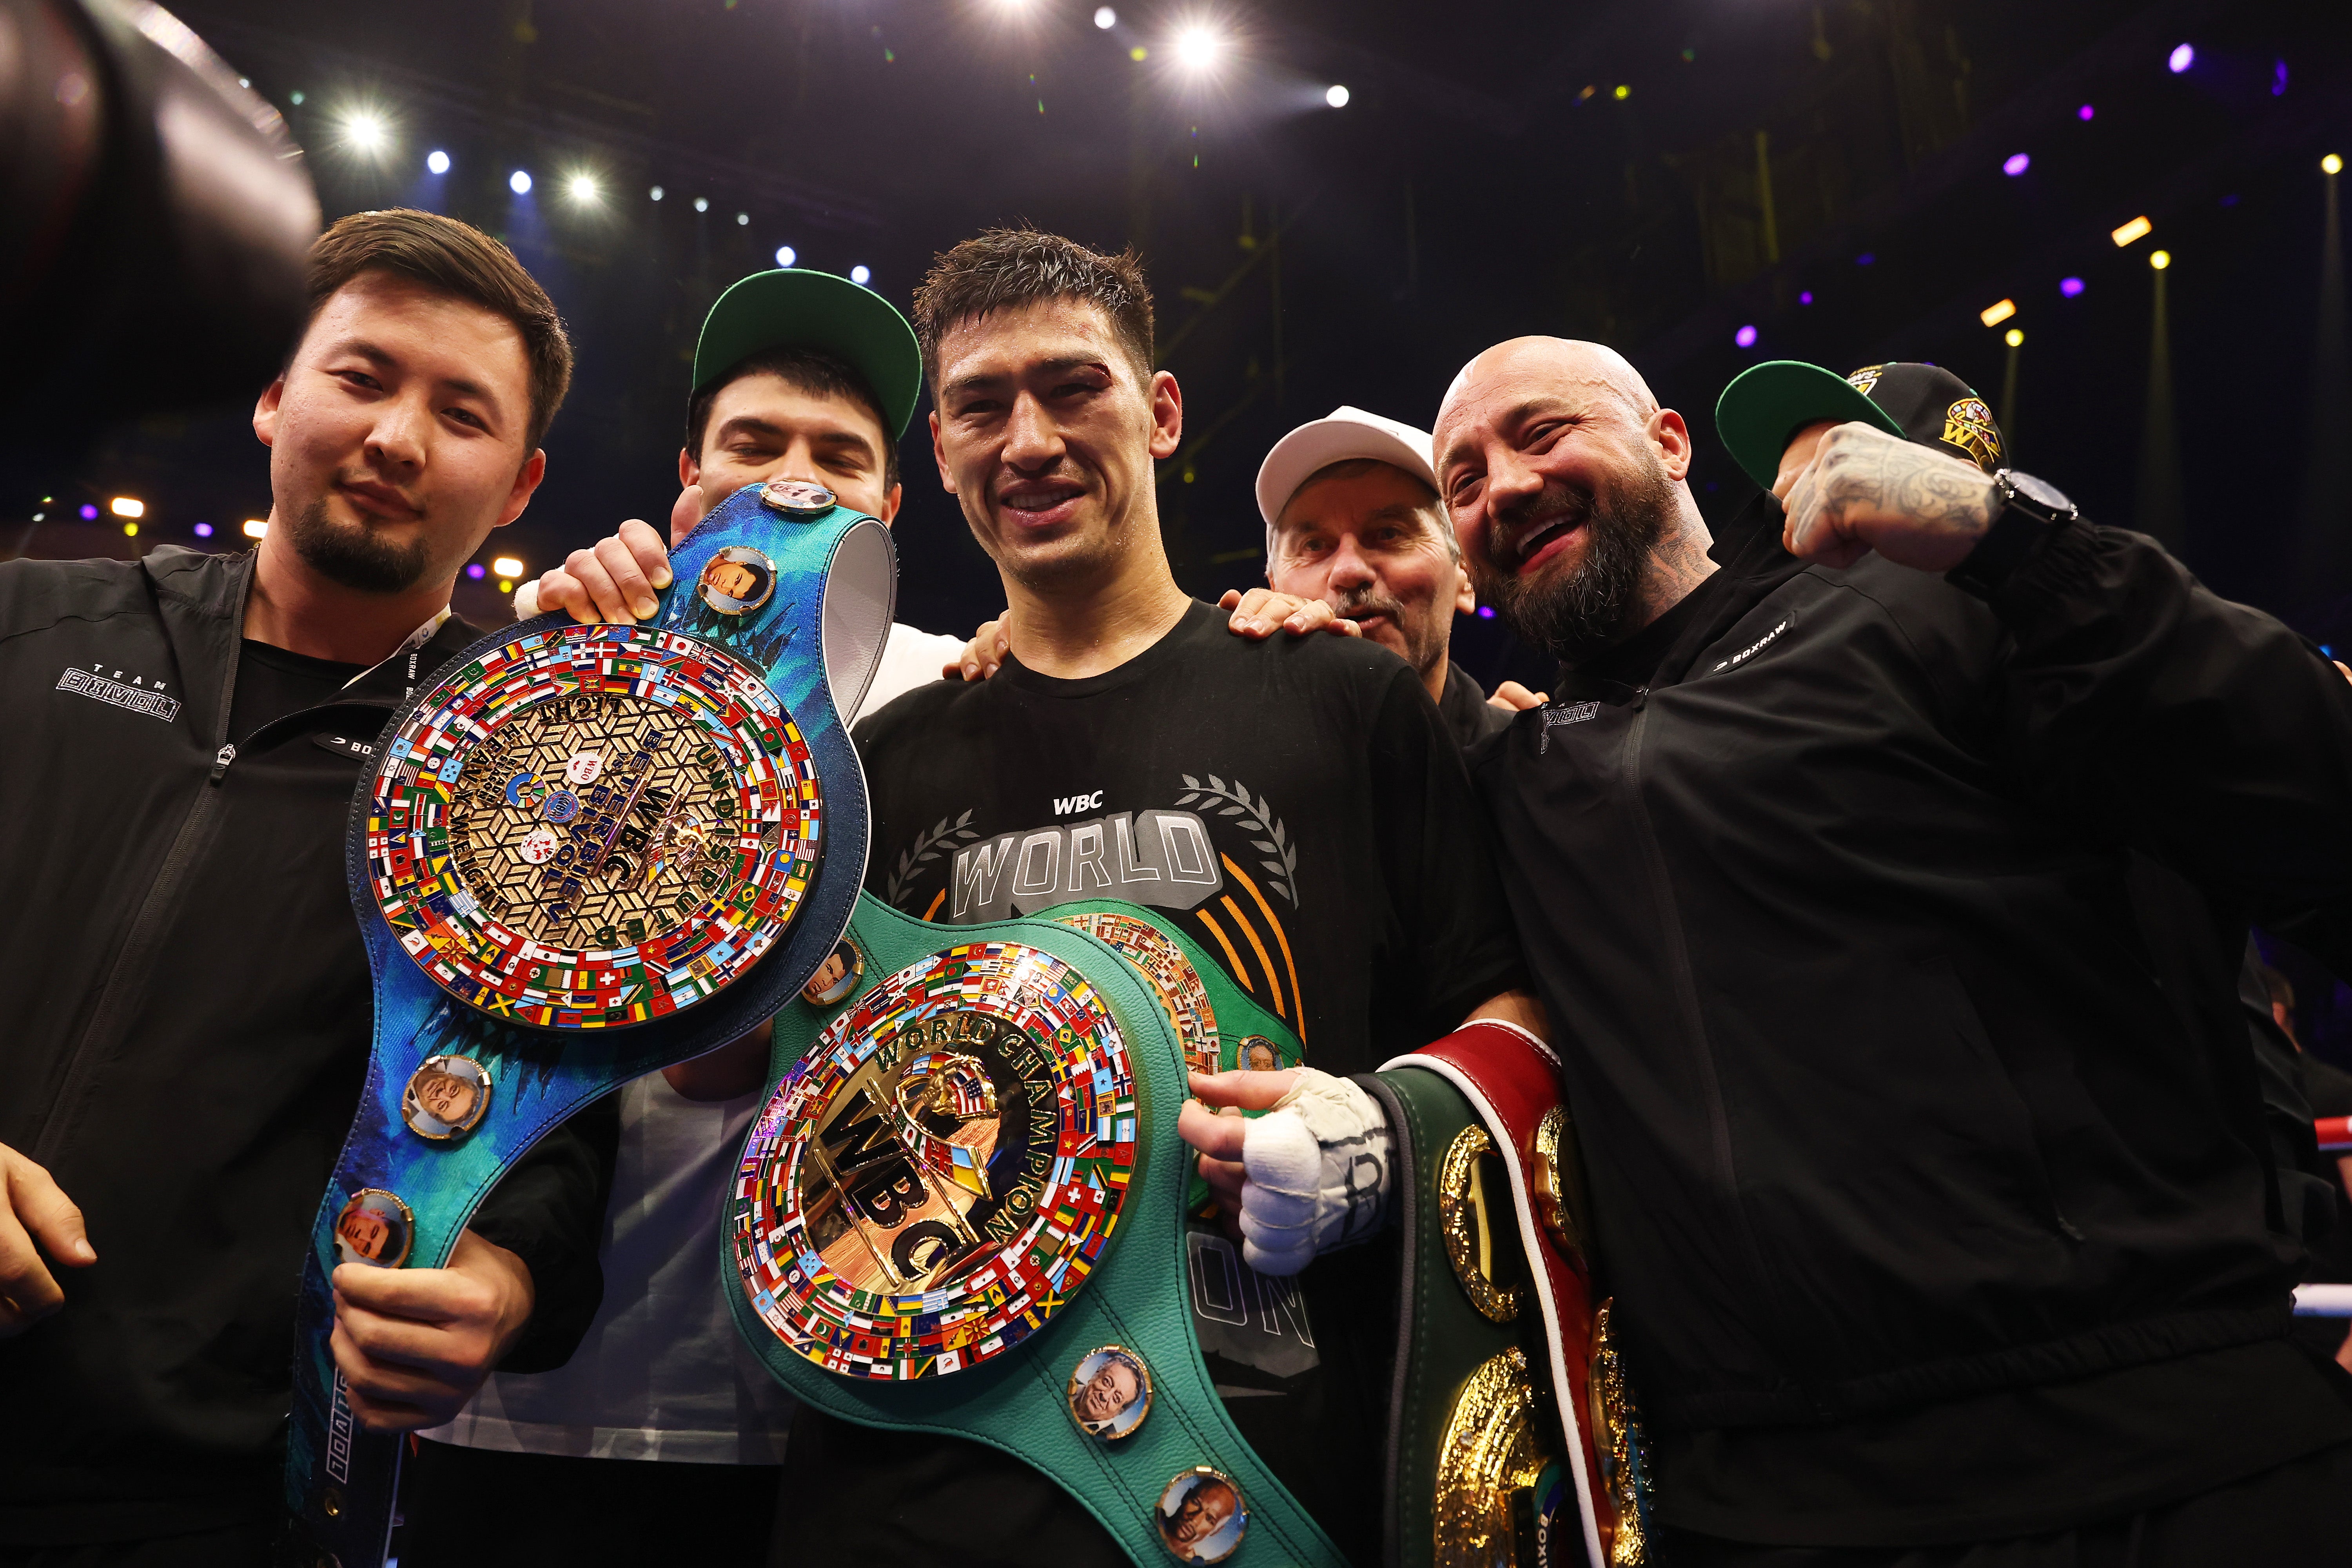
[1234,1068,1395,1277]
[513,579,541,619]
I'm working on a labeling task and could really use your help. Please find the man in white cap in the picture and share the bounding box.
[1253,404,1519,747]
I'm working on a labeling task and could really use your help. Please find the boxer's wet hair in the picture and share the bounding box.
[684,345,900,488]
[304,208,574,451]
[911,227,1154,391]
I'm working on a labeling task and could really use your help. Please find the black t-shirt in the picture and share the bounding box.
[227,639,364,742]
[779,599,1527,1566]
[1437,659,1512,749]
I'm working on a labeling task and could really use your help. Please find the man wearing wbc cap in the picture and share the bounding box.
[407,268,962,1564]
[1435,340,2352,1563]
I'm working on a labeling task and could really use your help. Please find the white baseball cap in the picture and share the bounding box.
[1254,405,1438,528]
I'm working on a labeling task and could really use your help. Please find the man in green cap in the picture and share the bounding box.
[402,269,961,1564]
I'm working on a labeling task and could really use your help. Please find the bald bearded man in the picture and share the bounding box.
[1427,336,2352,1563]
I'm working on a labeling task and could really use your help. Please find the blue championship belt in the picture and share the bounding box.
[282,478,895,1568]
[725,893,1335,1568]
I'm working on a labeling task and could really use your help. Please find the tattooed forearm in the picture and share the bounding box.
[1824,439,1997,529]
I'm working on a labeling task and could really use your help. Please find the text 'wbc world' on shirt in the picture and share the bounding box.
[945,807,1224,922]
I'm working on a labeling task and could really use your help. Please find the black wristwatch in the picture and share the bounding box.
[1945,468,2078,599]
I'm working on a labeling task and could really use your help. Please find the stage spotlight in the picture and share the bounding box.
[2077,103,2094,121]
[2005,328,2024,348]
[341,110,390,158]
[693,196,709,212]
[775,245,797,267]
[1325,84,1349,108]
[2326,154,2344,176]
[2167,43,2193,73]
[466,563,486,580]
[1799,290,1814,305]
[650,185,665,201]
[2060,276,2086,297]
[78,504,96,519]
[2002,152,2029,176]
[1172,24,1223,74]
[243,519,268,539]
[1094,6,1116,26]
[2149,249,2171,270]
[736,212,750,226]
[850,265,872,285]
[492,555,525,579]
[2111,214,2151,247]
[193,522,213,538]
[1734,324,1758,348]
[426,149,450,175]
[109,496,143,518]
[1129,45,1147,62]
[1613,83,1630,100]
[509,169,533,194]
[1980,298,2016,327]
[567,173,601,203]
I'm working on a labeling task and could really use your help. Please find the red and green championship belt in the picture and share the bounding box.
[1366,1022,1657,1567]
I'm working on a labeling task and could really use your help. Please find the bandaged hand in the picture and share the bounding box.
[1177,1067,1395,1276]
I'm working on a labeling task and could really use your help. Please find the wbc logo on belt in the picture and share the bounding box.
[731,942,1139,1379]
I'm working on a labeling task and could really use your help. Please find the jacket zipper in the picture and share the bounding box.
[30,641,250,1165]
[30,641,410,1165]
[1615,682,1831,1406]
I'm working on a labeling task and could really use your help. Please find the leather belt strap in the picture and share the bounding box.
[1372,1022,1653,1568]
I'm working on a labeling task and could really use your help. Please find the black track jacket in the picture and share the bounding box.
[0,547,616,1545]
[1470,501,2352,1434]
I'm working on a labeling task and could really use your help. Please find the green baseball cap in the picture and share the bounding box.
[691,269,924,439]
[1714,359,1907,490]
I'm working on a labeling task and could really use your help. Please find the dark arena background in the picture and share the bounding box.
[8,0,2351,1047]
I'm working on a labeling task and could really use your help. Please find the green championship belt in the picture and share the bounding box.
[724,892,1330,1567]
[1367,1028,1656,1568]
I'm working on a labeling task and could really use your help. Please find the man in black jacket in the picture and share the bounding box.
[0,209,617,1565]
[1436,337,2352,1563]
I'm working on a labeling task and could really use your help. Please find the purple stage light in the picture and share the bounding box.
[2167,43,2193,74]
[1477,605,1495,619]
[2078,103,2094,121]
[1856,251,1875,266]
[1734,324,1759,348]
[2273,60,2288,96]
[2003,152,2030,176]
[1799,290,1814,305]
[2059,277,2085,298]
[193,522,213,537]
[79,503,98,519]
[466,563,487,580]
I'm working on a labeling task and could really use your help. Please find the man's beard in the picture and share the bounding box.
[283,496,437,595]
[1470,457,1677,666]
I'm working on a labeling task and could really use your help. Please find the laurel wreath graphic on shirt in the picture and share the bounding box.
[1175,775,1298,906]
[887,808,982,908]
